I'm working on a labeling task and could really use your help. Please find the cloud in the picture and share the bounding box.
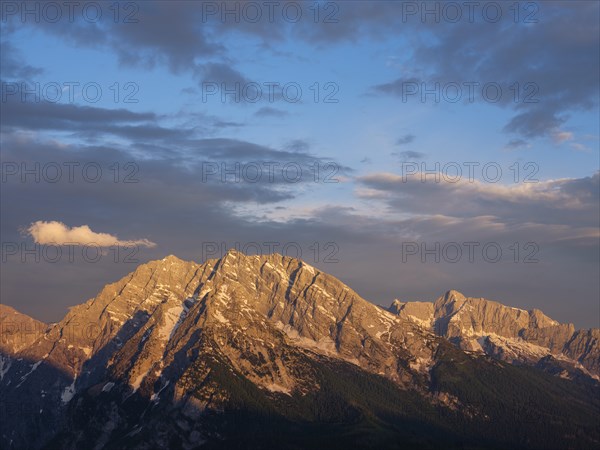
[213,120,245,129]
[0,97,245,144]
[395,134,416,146]
[504,139,530,150]
[25,221,156,248]
[11,1,597,141]
[503,109,568,139]
[0,41,43,79]
[373,77,420,97]
[369,2,599,141]
[254,107,289,118]
[570,143,590,152]
[357,171,600,229]
[551,130,574,144]
[285,139,310,152]
[200,62,250,86]
[393,150,426,161]
[101,2,223,74]
[0,131,352,229]
[0,97,172,141]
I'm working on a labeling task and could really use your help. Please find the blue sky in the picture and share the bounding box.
[1,1,599,328]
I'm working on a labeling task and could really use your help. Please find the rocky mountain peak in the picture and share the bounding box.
[529,308,561,328]
[444,289,466,301]
[388,300,435,328]
[386,290,597,379]
[1,253,599,450]
[435,289,467,307]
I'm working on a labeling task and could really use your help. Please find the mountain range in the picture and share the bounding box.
[1,251,598,449]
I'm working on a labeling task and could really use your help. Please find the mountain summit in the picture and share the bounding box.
[391,290,598,378]
[1,252,599,449]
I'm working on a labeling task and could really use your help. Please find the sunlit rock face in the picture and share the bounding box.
[387,289,598,379]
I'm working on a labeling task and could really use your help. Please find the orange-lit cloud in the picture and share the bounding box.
[26,221,156,248]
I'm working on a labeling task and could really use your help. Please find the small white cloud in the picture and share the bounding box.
[25,221,156,248]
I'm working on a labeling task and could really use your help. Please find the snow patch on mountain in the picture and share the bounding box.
[265,383,292,395]
[61,378,77,404]
[159,305,185,341]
